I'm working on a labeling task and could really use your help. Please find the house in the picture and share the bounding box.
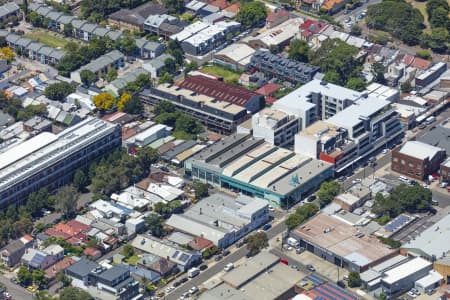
[143,14,185,38]
[266,9,289,28]
[248,18,303,51]
[83,247,102,260]
[137,254,176,277]
[299,19,329,41]
[118,264,161,283]
[1,238,32,267]
[134,38,165,59]
[105,67,150,96]
[185,0,207,15]
[108,2,168,31]
[0,2,20,24]
[21,244,64,270]
[321,0,346,14]
[44,257,76,283]
[66,257,99,288]
[142,53,174,78]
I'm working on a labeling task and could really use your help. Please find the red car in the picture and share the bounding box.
[280,259,289,265]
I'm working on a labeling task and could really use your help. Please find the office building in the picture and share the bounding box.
[0,117,122,207]
[166,193,269,248]
[391,141,446,180]
[252,107,300,147]
[185,134,334,208]
[290,214,397,272]
[139,83,248,134]
[249,50,319,84]
[71,50,125,83]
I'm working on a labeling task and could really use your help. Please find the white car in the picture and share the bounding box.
[189,286,198,294]
[407,291,417,298]
[352,179,362,184]
[268,205,275,212]
[382,149,389,154]
[166,286,175,293]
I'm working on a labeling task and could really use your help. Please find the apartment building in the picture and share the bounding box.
[0,117,122,207]
[249,50,319,84]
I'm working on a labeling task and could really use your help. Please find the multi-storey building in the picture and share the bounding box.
[0,117,122,207]
[249,50,319,84]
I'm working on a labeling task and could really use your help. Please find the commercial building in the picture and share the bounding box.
[252,107,300,147]
[185,134,334,208]
[290,214,397,272]
[71,50,125,83]
[139,83,248,134]
[213,43,255,70]
[415,62,447,89]
[247,18,303,51]
[249,50,319,84]
[0,117,122,207]
[360,255,411,291]
[166,193,269,248]
[125,124,172,149]
[391,141,446,180]
[333,184,371,212]
[434,257,450,284]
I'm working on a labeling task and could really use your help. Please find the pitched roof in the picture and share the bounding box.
[45,257,76,279]
[66,220,91,232]
[178,75,261,107]
[148,257,176,274]
[224,2,240,13]
[266,10,289,23]
[2,239,25,254]
[207,0,230,9]
[255,83,280,96]
[411,57,432,70]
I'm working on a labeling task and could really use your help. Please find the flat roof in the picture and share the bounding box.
[198,284,247,300]
[398,140,444,160]
[293,214,395,267]
[382,257,431,285]
[215,43,255,63]
[297,120,341,141]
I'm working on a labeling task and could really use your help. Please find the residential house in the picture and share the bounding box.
[0,2,20,24]
[108,2,168,31]
[143,14,185,38]
[266,9,289,28]
[71,50,125,84]
[105,67,150,96]
[299,19,329,42]
[134,38,165,59]
[21,244,64,270]
[1,237,32,267]
[142,53,174,78]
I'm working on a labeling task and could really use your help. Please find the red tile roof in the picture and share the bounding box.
[45,257,76,279]
[44,228,71,240]
[54,223,82,237]
[188,236,213,251]
[66,220,91,232]
[255,83,280,96]
[402,54,415,66]
[178,75,260,107]
[266,9,289,23]
[224,2,240,13]
[299,19,328,34]
[208,0,229,9]
[83,247,101,257]
[265,97,278,104]
[411,57,432,70]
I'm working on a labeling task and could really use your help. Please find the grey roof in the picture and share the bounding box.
[28,42,44,52]
[28,2,42,12]
[72,19,87,29]
[97,265,129,282]
[39,46,55,56]
[79,50,124,73]
[93,27,110,37]
[66,257,99,277]
[0,2,19,19]
[36,5,52,17]
[161,140,197,161]
[108,2,168,26]
[398,140,444,160]
[135,38,147,48]
[418,123,450,155]
[118,264,161,282]
[47,11,63,21]
[3,239,25,254]
[81,23,98,33]
[147,53,173,70]
[0,29,9,38]
[15,37,32,48]
[109,68,148,90]
[106,30,123,41]
[57,15,75,24]
[5,33,20,43]
[144,41,162,52]
[49,49,66,60]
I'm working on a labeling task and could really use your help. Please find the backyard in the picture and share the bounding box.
[200,64,242,84]
[25,29,74,49]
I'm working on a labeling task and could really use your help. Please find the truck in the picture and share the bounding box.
[287,237,299,247]
[187,267,200,278]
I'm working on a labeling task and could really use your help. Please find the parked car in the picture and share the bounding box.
[296,247,305,254]
[223,249,231,256]
[306,264,316,272]
[336,280,346,288]
[180,278,188,284]
[199,264,208,271]
[307,195,317,202]
[189,286,198,294]
[262,224,272,231]
[215,255,222,261]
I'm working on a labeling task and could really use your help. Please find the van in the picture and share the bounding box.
[187,267,200,278]
[224,263,234,272]
[440,182,448,188]
[287,237,299,247]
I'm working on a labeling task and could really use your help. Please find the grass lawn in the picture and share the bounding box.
[200,65,242,84]
[406,0,431,32]
[126,255,139,265]
[25,30,70,49]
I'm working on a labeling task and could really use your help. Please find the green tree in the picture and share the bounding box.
[17,266,32,286]
[285,213,304,230]
[163,0,184,13]
[192,181,208,199]
[27,11,41,27]
[288,39,311,63]
[317,181,340,207]
[59,287,94,300]
[400,81,413,93]
[44,82,75,101]
[154,100,176,115]
[345,77,366,91]
[123,96,143,114]
[246,232,268,256]
[236,2,267,28]
[73,169,88,192]
[123,244,135,258]
[416,50,432,60]
[79,70,96,87]
[56,272,72,287]
[175,113,203,135]
[296,203,319,218]
[371,62,386,85]
[63,23,73,37]
[116,34,136,56]
[428,27,449,53]
[32,269,47,288]
[164,57,177,74]
[54,185,78,218]
[136,147,159,173]
[105,68,118,82]
[429,7,449,29]
[158,72,174,84]
[145,213,166,238]
[350,25,362,36]
[348,272,361,287]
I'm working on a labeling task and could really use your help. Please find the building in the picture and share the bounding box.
[295,275,357,300]
[166,193,269,248]
[107,2,168,31]
[249,50,319,84]
[441,158,450,182]
[105,68,150,96]
[178,75,265,113]
[213,43,255,70]
[0,2,20,24]
[434,257,450,284]
[66,258,140,300]
[266,9,289,28]
[21,244,64,270]
[1,237,33,267]
[247,18,303,51]
[143,14,185,38]
[364,83,400,102]
[134,38,165,59]
[415,62,447,89]
[360,255,411,291]
[391,141,446,180]
[299,19,329,41]
[419,118,450,157]
[251,107,300,147]
[333,184,371,211]
[142,53,174,78]
[290,214,397,272]
[139,83,248,134]
[185,134,334,208]
[71,50,125,84]
[0,117,122,207]
[125,124,172,148]
[131,235,201,272]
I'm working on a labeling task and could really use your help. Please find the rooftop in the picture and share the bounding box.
[251,18,303,47]
[418,120,450,155]
[382,257,431,285]
[214,43,255,65]
[398,140,444,160]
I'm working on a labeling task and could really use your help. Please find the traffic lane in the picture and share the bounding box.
[0,276,33,300]
[168,222,287,300]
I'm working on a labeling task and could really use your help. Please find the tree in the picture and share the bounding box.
[416,50,432,60]
[63,23,73,37]
[27,11,41,27]
[93,92,115,111]
[164,57,176,74]
[380,292,386,300]
[400,81,413,93]
[59,287,93,300]
[192,181,208,199]
[0,47,15,62]
[350,25,362,36]
[135,73,151,89]
[17,266,32,286]
[123,96,143,114]
[32,269,47,288]
[175,113,203,135]
[56,273,72,287]
[54,185,78,218]
[117,93,131,111]
[116,34,136,56]
[163,0,184,14]
[345,77,366,91]
[44,82,75,101]
[154,100,176,115]
[317,181,340,207]
[236,2,267,28]
[105,68,118,82]
[79,70,96,87]
[123,244,135,258]
[371,62,386,85]
[429,7,449,29]
[285,213,304,230]
[136,146,159,172]
[184,61,198,75]
[145,213,166,238]
[428,27,449,53]
[73,169,88,192]
[158,72,174,84]
[288,39,311,63]
[246,232,268,256]
[348,272,361,287]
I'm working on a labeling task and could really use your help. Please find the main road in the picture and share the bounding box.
[167,221,287,300]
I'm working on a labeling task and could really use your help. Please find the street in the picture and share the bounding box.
[0,274,33,300]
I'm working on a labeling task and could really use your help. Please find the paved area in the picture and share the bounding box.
[0,271,33,300]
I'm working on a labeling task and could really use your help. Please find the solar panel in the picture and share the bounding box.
[30,253,45,267]
[179,253,189,262]
[172,250,180,259]
[384,215,410,232]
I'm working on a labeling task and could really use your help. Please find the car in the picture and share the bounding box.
[352,179,362,184]
[306,264,316,272]
[189,286,199,294]
[160,166,169,172]
[344,17,351,23]
[236,241,244,248]
[173,281,181,287]
[268,205,275,212]
[280,259,289,265]
[291,264,299,270]
[180,291,190,299]
[224,263,234,272]
[382,149,389,154]
[407,291,417,298]
[166,286,175,293]
[215,255,222,261]
[180,277,188,284]
[199,264,208,271]
[296,247,305,254]
[418,124,427,129]
[223,249,231,256]
[440,182,448,188]
[10,278,18,285]
[307,195,317,202]
[26,286,37,293]
[262,224,272,231]
[336,280,346,288]
[422,184,429,189]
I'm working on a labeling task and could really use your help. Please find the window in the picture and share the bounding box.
[401,160,405,165]
[393,158,398,162]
